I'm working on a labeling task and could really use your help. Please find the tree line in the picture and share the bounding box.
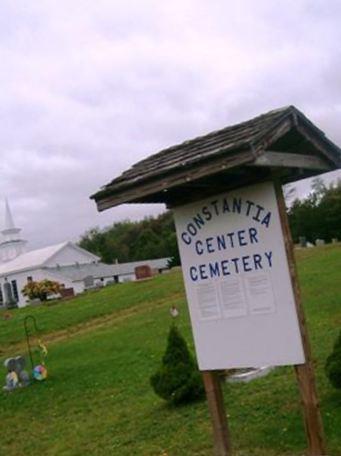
[288,178,341,244]
[79,211,181,265]
[79,178,340,264]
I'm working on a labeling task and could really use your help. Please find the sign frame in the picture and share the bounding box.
[174,181,305,371]
[171,178,326,456]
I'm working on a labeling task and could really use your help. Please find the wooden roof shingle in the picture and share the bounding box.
[92,105,341,210]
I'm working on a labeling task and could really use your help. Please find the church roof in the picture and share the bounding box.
[46,257,171,281]
[0,241,100,276]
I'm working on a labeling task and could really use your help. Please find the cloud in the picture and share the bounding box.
[0,0,340,249]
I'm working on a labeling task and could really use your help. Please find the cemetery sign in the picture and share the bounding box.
[174,181,304,370]
[92,106,341,456]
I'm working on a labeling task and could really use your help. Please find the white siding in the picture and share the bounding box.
[0,268,75,308]
[44,245,97,267]
[119,273,135,283]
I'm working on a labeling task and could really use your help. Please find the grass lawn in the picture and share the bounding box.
[0,245,340,455]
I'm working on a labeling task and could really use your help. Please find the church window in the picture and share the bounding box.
[0,286,3,305]
[11,280,19,302]
[27,276,33,282]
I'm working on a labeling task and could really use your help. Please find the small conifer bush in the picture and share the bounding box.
[150,324,205,405]
[325,330,341,389]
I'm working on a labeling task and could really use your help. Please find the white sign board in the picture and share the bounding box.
[174,181,305,370]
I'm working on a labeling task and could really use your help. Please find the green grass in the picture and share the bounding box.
[0,272,183,353]
[0,245,340,455]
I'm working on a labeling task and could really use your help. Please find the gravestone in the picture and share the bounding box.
[4,280,17,309]
[60,288,75,299]
[84,275,94,289]
[299,236,307,247]
[135,265,153,280]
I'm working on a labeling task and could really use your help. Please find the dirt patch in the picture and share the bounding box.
[1,293,183,357]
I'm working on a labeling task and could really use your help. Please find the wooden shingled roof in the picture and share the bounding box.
[92,105,341,210]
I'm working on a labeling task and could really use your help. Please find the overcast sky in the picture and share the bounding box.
[1,0,340,249]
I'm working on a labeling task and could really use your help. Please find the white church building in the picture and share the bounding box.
[0,200,100,308]
[0,201,170,308]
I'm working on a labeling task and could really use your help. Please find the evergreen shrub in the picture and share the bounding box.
[325,330,341,389]
[150,324,205,405]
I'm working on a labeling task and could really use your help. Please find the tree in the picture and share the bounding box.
[325,331,341,389]
[288,179,341,243]
[78,211,181,266]
[150,325,205,405]
[22,279,61,302]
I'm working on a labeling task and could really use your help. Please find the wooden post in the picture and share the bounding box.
[274,180,327,456]
[202,371,232,456]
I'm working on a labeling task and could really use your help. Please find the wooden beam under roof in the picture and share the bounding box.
[251,151,331,171]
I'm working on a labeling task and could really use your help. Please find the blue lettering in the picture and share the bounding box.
[202,206,212,221]
[230,257,240,273]
[217,235,226,251]
[245,200,254,216]
[223,198,230,213]
[249,227,258,244]
[227,232,235,248]
[209,262,220,278]
[193,214,205,230]
[195,240,204,255]
[233,197,242,213]
[187,223,197,236]
[221,260,230,276]
[199,264,208,280]
[206,237,214,254]
[253,254,262,270]
[242,255,252,272]
[238,229,247,246]
[253,204,264,222]
[265,251,273,267]
[181,232,191,245]
[261,212,271,228]
[190,266,198,281]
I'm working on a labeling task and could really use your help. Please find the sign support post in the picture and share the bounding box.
[202,371,232,456]
[274,180,326,456]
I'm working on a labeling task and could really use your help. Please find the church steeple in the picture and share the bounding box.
[0,199,27,262]
[4,198,16,231]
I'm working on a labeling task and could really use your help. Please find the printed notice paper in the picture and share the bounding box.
[174,181,305,370]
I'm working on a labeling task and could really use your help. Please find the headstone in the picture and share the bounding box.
[4,280,17,309]
[84,275,94,289]
[299,236,307,247]
[60,288,75,299]
[332,238,338,244]
[135,265,152,280]
[315,239,325,246]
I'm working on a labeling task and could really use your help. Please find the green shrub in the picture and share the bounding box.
[22,279,61,301]
[150,324,205,405]
[325,330,341,389]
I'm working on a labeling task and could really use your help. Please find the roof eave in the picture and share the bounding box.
[93,147,256,210]
[92,106,341,211]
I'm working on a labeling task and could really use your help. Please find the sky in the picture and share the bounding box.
[1,0,340,249]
